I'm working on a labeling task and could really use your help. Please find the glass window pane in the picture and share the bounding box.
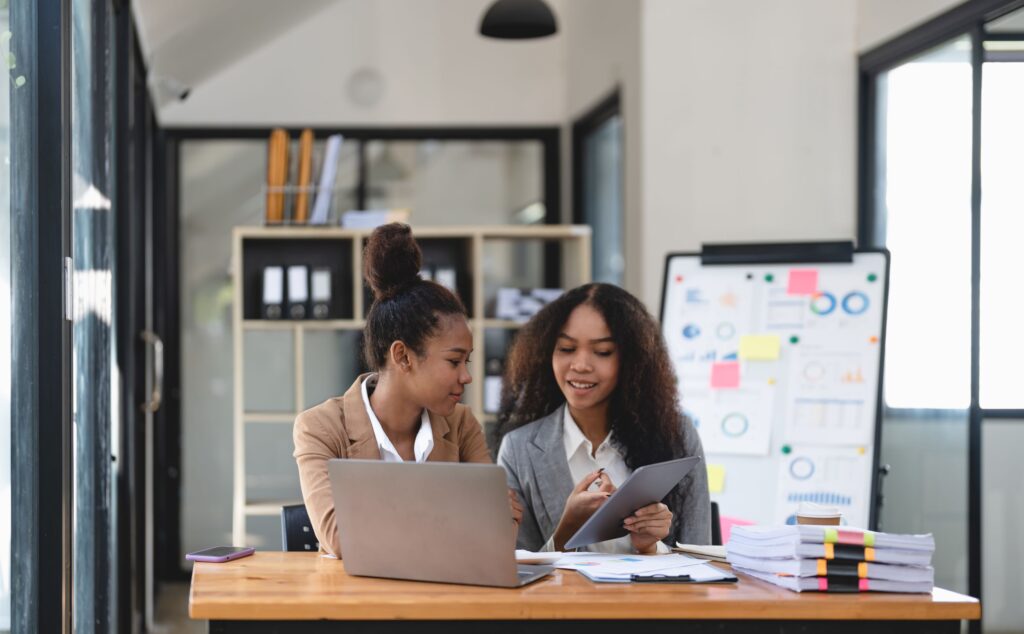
[1,4,12,629]
[982,420,1024,630]
[303,330,363,409]
[365,140,544,224]
[876,37,973,409]
[179,140,273,560]
[980,59,1024,409]
[582,114,624,285]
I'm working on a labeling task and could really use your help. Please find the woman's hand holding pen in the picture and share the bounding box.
[552,469,615,551]
[624,502,673,554]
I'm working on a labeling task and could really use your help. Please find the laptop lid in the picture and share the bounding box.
[328,460,521,587]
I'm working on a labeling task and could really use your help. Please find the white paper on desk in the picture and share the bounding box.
[514,550,563,565]
[555,553,706,576]
[674,562,735,581]
[578,562,734,584]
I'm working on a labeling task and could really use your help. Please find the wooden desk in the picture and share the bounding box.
[190,552,979,634]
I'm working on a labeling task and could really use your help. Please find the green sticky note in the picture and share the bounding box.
[824,527,838,543]
[864,532,876,547]
[739,334,781,361]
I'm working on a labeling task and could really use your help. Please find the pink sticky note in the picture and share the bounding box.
[787,269,819,295]
[710,361,740,389]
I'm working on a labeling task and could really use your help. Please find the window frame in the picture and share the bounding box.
[9,0,74,631]
[571,89,624,285]
[858,0,1024,624]
[156,126,561,580]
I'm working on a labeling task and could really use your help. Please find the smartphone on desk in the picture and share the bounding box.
[186,546,255,563]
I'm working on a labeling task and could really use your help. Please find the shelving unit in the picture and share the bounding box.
[231,224,591,544]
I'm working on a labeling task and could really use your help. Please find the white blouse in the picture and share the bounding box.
[360,374,433,463]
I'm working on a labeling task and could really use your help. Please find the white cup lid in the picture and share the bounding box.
[797,502,841,518]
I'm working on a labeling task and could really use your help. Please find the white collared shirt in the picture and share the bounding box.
[361,375,434,463]
[541,407,670,554]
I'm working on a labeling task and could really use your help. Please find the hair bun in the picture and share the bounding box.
[364,223,422,300]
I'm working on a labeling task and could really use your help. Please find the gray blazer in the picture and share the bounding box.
[497,405,712,551]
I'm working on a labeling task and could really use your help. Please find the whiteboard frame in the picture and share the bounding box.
[658,246,890,530]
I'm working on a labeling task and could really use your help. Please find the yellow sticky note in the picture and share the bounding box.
[707,464,726,494]
[739,334,781,361]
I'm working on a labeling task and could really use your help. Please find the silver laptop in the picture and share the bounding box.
[328,459,553,587]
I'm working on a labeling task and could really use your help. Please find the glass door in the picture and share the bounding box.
[869,36,973,594]
[978,8,1024,630]
[862,5,1024,628]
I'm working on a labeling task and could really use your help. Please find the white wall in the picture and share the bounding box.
[157,0,566,127]
[639,0,859,310]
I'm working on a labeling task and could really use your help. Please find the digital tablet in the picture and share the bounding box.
[563,456,702,550]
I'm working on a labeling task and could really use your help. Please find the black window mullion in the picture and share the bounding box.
[10,0,73,632]
[356,139,368,210]
[968,23,985,627]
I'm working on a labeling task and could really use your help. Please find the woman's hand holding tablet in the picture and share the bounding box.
[551,469,616,551]
[564,456,702,550]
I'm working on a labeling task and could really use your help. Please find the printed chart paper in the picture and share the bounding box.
[683,384,775,456]
[783,347,877,446]
[775,445,870,528]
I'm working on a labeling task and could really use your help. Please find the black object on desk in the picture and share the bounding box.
[630,573,738,584]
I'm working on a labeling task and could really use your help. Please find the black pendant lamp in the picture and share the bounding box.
[480,0,558,39]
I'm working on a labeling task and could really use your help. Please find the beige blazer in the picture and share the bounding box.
[292,373,491,556]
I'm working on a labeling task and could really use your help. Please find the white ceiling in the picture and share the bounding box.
[132,0,337,102]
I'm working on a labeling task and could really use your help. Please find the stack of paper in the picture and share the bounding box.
[673,543,728,563]
[554,552,734,584]
[726,525,935,593]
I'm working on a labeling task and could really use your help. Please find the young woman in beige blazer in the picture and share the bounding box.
[293,224,516,557]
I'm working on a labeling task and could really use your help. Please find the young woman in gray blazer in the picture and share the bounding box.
[496,283,710,554]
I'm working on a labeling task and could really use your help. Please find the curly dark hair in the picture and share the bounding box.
[496,283,690,538]
[362,223,467,370]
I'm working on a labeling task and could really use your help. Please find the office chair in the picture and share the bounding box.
[281,503,320,552]
[711,501,722,546]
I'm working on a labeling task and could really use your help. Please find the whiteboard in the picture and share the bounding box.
[659,250,889,529]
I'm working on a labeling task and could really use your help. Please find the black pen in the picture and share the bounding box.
[631,574,692,583]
